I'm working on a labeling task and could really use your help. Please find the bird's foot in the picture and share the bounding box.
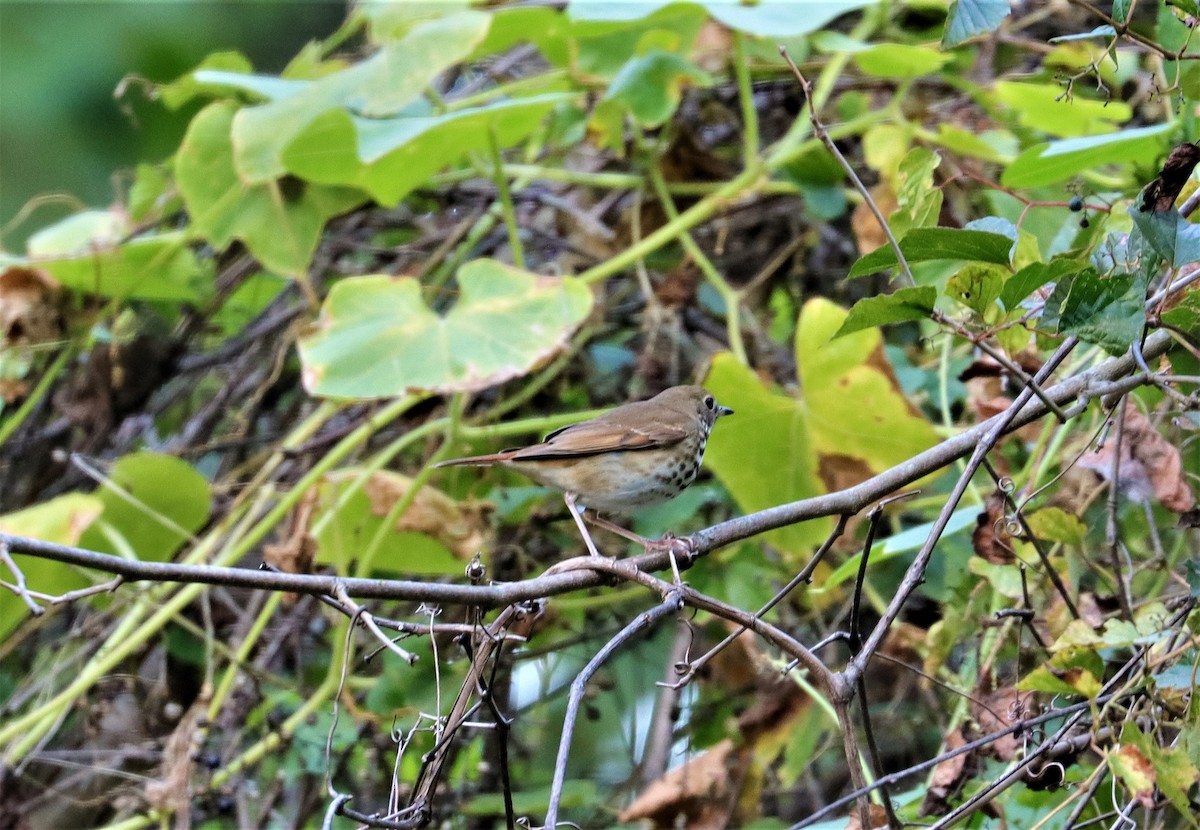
[644,532,697,586]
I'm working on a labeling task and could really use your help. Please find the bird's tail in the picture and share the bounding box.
[433,451,516,468]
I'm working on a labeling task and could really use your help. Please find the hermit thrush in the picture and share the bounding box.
[435,385,733,557]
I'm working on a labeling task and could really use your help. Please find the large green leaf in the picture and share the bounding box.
[703,354,827,557]
[848,228,1015,278]
[600,50,711,127]
[1054,269,1147,354]
[999,259,1080,311]
[298,260,593,398]
[1002,124,1173,188]
[994,81,1131,139]
[835,286,937,337]
[176,101,364,276]
[218,11,491,182]
[1128,206,1200,268]
[282,94,576,206]
[22,211,210,301]
[706,299,941,559]
[28,233,211,302]
[798,299,939,473]
[567,0,873,36]
[1162,290,1200,337]
[0,494,103,641]
[78,452,212,562]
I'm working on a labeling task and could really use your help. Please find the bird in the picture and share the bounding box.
[435,385,733,559]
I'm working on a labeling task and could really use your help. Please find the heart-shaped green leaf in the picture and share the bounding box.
[282,94,575,206]
[298,260,593,398]
[226,11,491,182]
[176,101,364,276]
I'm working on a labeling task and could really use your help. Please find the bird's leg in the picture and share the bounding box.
[583,511,694,584]
[564,492,605,558]
[582,511,652,546]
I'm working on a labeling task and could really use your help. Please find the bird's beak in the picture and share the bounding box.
[717,405,734,417]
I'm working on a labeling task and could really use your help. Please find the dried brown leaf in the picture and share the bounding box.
[360,470,493,559]
[852,184,896,255]
[972,492,1015,564]
[619,738,744,829]
[1079,402,1195,513]
[921,728,973,816]
[972,687,1034,762]
[0,265,62,346]
[844,803,891,830]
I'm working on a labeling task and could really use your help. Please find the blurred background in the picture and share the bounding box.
[0,0,347,253]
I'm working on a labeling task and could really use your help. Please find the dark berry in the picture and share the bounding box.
[1068,196,1084,212]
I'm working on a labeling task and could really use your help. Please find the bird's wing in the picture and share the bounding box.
[511,420,686,459]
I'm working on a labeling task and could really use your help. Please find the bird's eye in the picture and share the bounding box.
[704,395,715,410]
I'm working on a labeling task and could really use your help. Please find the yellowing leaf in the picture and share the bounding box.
[1024,506,1086,544]
[798,299,939,472]
[703,355,828,556]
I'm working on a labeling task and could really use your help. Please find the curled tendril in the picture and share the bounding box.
[998,477,1016,494]
[1005,518,1023,537]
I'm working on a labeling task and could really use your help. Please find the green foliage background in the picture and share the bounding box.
[2,1,1200,829]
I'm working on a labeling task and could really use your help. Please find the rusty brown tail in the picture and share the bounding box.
[433,451,518,468]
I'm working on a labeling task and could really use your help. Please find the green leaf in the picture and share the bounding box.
[1128,206,1200,268]
[848,228,1015,278]
[999,259,1079,311]
[23,208,207,301]
[929,124,1012,164]
[1056,269,1147,354]
[1110,742,1157,806]
[567,0,874,36]
[29,233,212,302]
[798,299,939,474]
[1163,292,1200,337]
[1002,124,1173,188]
[854,44,950,80]
[599,49,711,128]
[297,260,593,398]
[890,148,942,236]
[1020,650,1104,698]
[835,286,937,337]
[358,0,473,41]
[1186,559,1200,598]
[227,11,491,182]
[702,355,827,557]
[1024,506,1086,544]
[176,101,364,276]
[943,0,1011,47]
[313,471,471,577]
[158,51,255,109]
[0,494,104,640]
[282,94,576,206]
[78,453,212,562]
[969,558,1024,599]
[994,81,1131,139]
[946,263,1006,316]
[819,508,977,593]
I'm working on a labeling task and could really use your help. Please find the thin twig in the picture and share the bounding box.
[1103,401,1135,619]
[541,593,683,830]
[778,46,915,287]
[0,542,43,616]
